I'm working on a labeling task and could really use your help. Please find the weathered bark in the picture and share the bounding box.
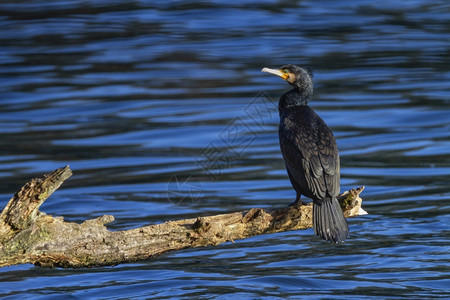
[0,166,366,268]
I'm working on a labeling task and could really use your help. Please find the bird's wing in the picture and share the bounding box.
[316,121,340,196]
[279,109,340,201]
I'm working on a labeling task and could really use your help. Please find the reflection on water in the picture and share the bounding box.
[0,0,449,298]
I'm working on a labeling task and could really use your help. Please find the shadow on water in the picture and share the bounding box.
[0,0,449,298]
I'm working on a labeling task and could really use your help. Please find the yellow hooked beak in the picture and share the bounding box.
[261,67,289,80]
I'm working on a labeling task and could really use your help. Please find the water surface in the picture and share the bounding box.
[0,1,449,299]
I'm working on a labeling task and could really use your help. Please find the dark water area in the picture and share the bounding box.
[0,0,449,298]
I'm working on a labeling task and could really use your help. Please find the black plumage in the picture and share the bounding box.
[262,64,349,243]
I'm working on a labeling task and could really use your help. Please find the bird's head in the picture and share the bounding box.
[261,64,313,89]
[262,64,314,107]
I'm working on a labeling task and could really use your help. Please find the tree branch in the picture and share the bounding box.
[0,166,366,268]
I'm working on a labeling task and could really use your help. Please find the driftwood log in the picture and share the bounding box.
[0,166,366,268]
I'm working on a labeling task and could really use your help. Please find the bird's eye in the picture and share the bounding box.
[283,69,289,74]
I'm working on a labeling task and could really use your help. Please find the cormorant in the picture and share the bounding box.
[262,64,349,243]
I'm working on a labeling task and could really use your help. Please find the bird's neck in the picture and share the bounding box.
[278,87,312,113]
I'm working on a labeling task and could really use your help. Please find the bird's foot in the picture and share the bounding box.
[288,199,303,208]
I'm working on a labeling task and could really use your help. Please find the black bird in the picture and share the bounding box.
[262,64,349,243]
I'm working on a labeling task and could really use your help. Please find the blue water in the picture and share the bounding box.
[1,0,449,299]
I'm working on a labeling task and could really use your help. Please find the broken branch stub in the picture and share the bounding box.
[0,166,72,240]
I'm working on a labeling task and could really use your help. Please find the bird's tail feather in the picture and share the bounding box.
[313,197,349,243]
